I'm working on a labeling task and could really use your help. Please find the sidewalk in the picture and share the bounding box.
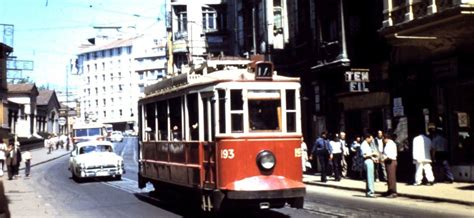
[303,174,474,206]
[0,147,70,217]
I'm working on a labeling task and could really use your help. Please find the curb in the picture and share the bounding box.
[19,151,70,171]
[304,181,474,206]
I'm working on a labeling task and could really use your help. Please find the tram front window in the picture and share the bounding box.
[249,100,281,131]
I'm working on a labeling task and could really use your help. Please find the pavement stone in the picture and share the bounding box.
[303,174,474,206]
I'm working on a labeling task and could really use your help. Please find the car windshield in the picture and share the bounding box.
[79,145,113,154]
[75,128,102,137]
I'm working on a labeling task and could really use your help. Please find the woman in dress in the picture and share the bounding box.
[351,136,364,179]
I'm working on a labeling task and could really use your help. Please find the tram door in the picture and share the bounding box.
[201,93,217,187]
[201,92,216,141]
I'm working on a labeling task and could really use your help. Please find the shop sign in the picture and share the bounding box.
[458,112,470,128]
[345,69,369,92]
[393,97,404,117]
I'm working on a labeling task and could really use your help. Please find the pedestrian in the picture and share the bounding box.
[172,125,181,141]
[351,136,364,179]
[45,134,52,154]
[58,134,66,149]
[5,142,21,180]
[382,133,398,198]
[0,140,6,176]
[329,134,342,181]
[431,129,454,183]
[361,133,378,198]
[374,130,387,181]
[22,150,32,177]
[340,132,350,178]
[53,133,60,150]
[310,131,331,183]
[412,130,435,186]
[300,137,310,173]
[13,142,21,177]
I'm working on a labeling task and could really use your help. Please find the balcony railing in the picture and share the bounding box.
[383,0,474,27]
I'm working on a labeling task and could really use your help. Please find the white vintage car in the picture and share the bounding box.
[69,140,124,181]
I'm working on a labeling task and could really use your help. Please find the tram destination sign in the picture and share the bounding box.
[345,68,369,92]
[255,61,274,80]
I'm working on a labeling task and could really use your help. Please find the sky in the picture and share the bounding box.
[1,0,165,92]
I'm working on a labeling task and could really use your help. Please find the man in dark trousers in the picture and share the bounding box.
[5,143,21,180]
[310,131,332,183]
[0,181,10,217]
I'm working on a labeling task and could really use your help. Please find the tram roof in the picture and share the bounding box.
[143,67,300,99]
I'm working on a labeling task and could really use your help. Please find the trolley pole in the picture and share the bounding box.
[66,63,70,151]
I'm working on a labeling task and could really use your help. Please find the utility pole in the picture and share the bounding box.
[165,0,173,76]
[66,63,70,150]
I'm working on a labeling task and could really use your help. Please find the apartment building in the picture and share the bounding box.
[75,26,168,131]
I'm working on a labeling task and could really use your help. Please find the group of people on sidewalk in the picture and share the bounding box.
[303,126,454,198]
[44,133,69,154]
[0,139,32,180]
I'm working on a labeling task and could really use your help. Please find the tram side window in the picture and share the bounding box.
[169,97,182,140]
[218,90,226,134]
[230,90,244,132]
[146,103,156,140]
[188,93,199,140]
[286,90,297,132]
[157,101,168,140]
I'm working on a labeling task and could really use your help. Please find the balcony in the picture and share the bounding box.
[380,0,474,51]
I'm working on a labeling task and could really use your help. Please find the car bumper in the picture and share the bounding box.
[77,167,124,178]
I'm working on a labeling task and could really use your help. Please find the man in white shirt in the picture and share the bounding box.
[374,130,387,181]
[340,132,350,178]
[412,131,435,185]
[383,134,398,197]
[361,133,378,197]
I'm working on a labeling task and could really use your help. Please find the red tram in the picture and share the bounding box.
[137,59,305,212]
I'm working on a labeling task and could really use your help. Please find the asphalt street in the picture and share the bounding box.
[8,137,472,217]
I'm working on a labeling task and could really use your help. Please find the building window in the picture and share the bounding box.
[103,111,106,117]
[119,109,122,116]
[95,87,98,94]
[103,99,106,106]
[202,8,217,32]
[119,84,123,91]
[102,86,106,92]
[139,72,144,80]
[139,84,144,93]
[102,74,106,81]
[95,100,98,106]
[178,10,187,32]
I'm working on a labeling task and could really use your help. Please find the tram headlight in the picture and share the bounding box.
[256,150,276,171]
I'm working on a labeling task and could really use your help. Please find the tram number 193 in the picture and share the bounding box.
[221,149,235,159]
